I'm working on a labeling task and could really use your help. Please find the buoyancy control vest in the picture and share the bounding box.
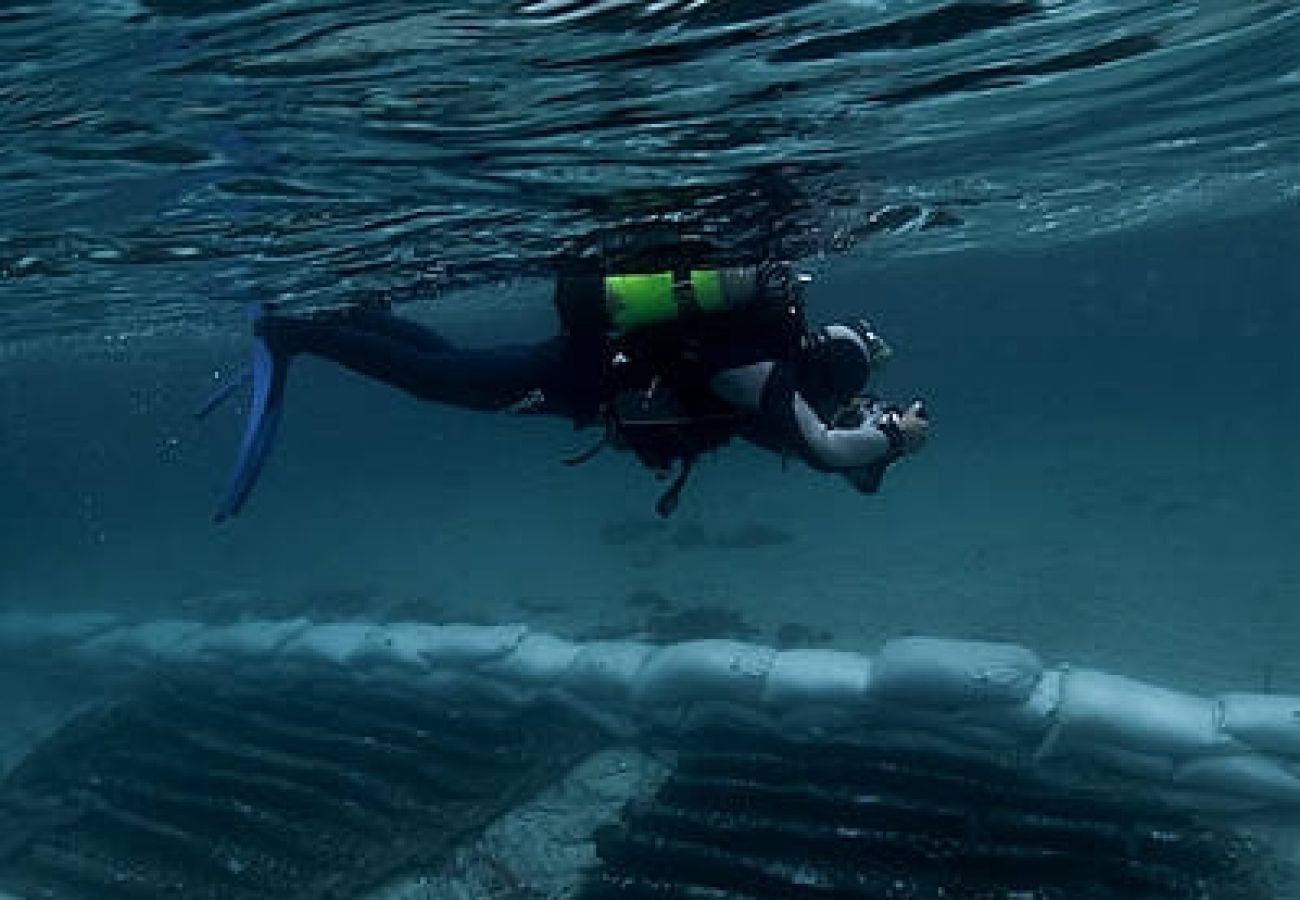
[555,263,809,515]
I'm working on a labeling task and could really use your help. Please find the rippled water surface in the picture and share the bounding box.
[2,0,1297,339]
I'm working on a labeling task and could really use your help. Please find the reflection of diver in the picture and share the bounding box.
[201,262,929,521]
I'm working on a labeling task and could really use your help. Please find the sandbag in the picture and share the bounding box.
[345,623,451,670]
[870,637,1042,709]
[633,641,776,706]
[411,624,529,668]
[563,641,654,701]
[1068,741,1177,783]
[1218,693,1300,757]
[179,619,312,662]
[762,649,873,707]
[72,620,207,667]
[964,668,1062,735]
[1175,754,1300,804]
[480,633,581,684]
[279,623,379,667]
[866,703,1031,753]
[1056,668,1238,758]
[775,704,861,736]
[0,612,120,652]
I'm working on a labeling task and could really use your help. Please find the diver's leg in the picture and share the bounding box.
[343,308,457,353]
[211,310,598,519]
[258,314,577,413]
[293,306,458,352]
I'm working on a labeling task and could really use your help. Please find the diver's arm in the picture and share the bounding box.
[789,394,894,468]
[709,362,894,470]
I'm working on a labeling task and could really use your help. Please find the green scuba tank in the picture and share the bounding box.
[556,265,771,335]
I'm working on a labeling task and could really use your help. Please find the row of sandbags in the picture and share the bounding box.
[2,613,1300,807]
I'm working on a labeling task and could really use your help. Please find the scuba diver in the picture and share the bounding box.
[200,261,929,521]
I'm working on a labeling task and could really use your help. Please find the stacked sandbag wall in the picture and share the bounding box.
[3,613,1299,809]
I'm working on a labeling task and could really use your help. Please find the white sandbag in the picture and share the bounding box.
[397,669,542,716]
[870,637,1042,710]
[298,623,525,672]
[479,632,581,685]
[663,699,782,736]
[178,619,312,662]
[865,703,1030,753]
[72,620,207,666]
[345,623,435,670]
[562,641,654,701]
[1175,754,1300,805]
[1218,693,1300,758]
[633,641,776,706]
[775,704,862,736]
[412,624,529,668]
[1056,668,1238,758]
[0,612,119,651]
[761,649,873,707]
[279,623,379,667]
[1068,741,1177,783]
[964,667,1063,734]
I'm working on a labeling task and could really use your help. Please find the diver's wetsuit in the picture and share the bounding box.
[257,307,900,478]
[258,309,608,421]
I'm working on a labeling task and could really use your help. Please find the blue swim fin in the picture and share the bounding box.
[214,309,288,522]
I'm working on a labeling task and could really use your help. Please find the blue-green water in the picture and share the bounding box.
[2,214,1297,693]
[3,1,1297,339]
[0,2,1297,684]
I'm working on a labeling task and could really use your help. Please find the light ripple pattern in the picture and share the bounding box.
[1,0,1297,339]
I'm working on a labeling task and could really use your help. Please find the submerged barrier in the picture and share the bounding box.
[3,612,1300,810]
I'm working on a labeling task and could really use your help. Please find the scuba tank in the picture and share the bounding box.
[555,265,792,337]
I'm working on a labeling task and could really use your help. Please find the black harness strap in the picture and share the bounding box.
[671,264,700,320]
[655,455,695,518]
[561,433,610,466]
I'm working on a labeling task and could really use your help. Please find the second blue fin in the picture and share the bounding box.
[214,327,288,522]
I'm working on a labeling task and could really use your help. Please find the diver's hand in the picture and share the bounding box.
[882,400,929,455]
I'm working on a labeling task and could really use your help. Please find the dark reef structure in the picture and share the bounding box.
[581,724,1278,900]
[0,677,1283,900]
[0,675,602,900]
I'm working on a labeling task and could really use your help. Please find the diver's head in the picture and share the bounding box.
[800,320,893,418]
